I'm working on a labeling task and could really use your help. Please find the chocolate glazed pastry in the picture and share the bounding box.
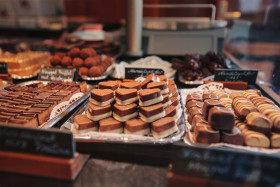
[72,114,98,134]
[124,118,150,135]
[151,117,178,138]
[202,99,225,120]
[139,103,165,123]
[113,103,138,122]
[99,117,123,134]
[208,106,235,131]
[139,88,163,106]
[89,89,114,106]
[221,127,244,145]
[115,88,138,105]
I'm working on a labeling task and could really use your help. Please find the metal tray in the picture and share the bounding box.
[18,80,94,129]
[60,91,186,144]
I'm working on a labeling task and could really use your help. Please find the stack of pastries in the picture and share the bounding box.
[0,81,87,127]
[185,89,280,149]
[72,73,183,139]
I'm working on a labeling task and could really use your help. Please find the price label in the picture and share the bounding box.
[0,125,75,158]
[214,69,258,84]
[0,62,8,74]
[125,67,164,79]
[38,67,76,81]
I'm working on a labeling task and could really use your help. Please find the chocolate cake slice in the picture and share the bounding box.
[113,103,138,122]
[151,117,178,138]
[72,114,98,134]
[89,89,114,106]
[124,118,149,135]
[139,88,163,106]
[115,88,138,105]
[99,117,123,133]
[86,102,112,121]
[139,103,165,123]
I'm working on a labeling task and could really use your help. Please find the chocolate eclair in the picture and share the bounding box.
[86,102,112,121]
[139,103,165,123]
[147,81,169,95]
[113,103,138,122]
[139,88,163,106]
[99,117,123,134]
[124,118,150,135]
[72,114,98,134]
[151,117,178,138]
[120,81,141,91]
[89,89,114,106]
[98,81,120,91]
[115,88,138,105]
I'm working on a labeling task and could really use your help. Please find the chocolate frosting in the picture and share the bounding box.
[88,102,111,116]
[91,89,114,102]
[113,103,137,117]
[98,81,119,90]
[120,81,141,90]
[140,103,164,117]
[115,89,137,100]
[147,81,167,90]
[139,88,161,102]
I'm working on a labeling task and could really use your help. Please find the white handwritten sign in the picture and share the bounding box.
[125,67,164,79]
[214,69,258,84]
[38,67,76,81]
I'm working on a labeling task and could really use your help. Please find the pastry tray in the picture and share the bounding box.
[180,83,280,154]
[60,91,186,144]
[17,80,95,129]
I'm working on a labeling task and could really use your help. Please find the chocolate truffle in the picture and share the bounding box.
[73,57,84,67]
[69,47,80,58]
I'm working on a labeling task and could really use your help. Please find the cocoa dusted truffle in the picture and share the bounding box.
[61,56,72,66]
[80,48,95,59]
[50,55,61,66]
[84,57,98,67]
[88,66,102,77]
[69,47,80,58]
[72,57,84,67]
[55,52,66,58]
[79,67,89,76]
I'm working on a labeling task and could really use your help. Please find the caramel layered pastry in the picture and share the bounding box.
[211,90,228,99]
[221,127,244,145]
[113,103,138,122]
[208,106,235,131]
[202,99,225,120]
[86,103,112,121]
[89,89,114,106]
[115,88,138,105]
[99,117,123,134]
[245,112,273,133]
[161,94,172,108]
[165,105,181,125]
[193,123,220,144]
[139,88,163,106]
[0,81,87,127]
[151,117,178,138]
[139,103,165,123]
[157,75,167,82]
[147,81,169,95]
[170,97,181,112]
[98,80,120,91]
[124,118,150,135]
[242,129,270,148]
[170,88,180,101]
[120,81,141,91]
[72,114,98,134]
[242,89,261,100]
[232,96,258,119]
[270,133,280,148]
[140,73,158,89]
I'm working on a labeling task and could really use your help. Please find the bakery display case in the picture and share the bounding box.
[0,0,280,187]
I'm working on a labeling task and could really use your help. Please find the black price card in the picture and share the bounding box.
[0,62,8,74]
[125,67,164,79]
[38,67,76,81]
[214,69,258,84]
[0,125,75,158]
[171,144,280,186]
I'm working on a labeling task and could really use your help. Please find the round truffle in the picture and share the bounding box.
[69,47,80,58]
[61,56,72,66]
[79,67,89,76]
[72,57,84,67]
[88,66,102,77]
[84,57,97,67]
[50,55,61,66]
[55,52,66,58]
[80,48,95,59]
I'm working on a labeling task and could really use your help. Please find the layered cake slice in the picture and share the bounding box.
[140,73,158,89]
[170,97,181,112]
[72,114,98,134]
[165,105,181,125]
[113,103,138,122]
[99,117,123,133]
[124,118,150,135]
[161,94,172,108]
[115,88,138,105]
[98,81,120,91]
[89,89,114,106]
[86,102,112,121]
[139,103,165,123]
[139,88,163,106]
[120,81,141,91]
[147,81,169,95]
[151,117,178,138]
